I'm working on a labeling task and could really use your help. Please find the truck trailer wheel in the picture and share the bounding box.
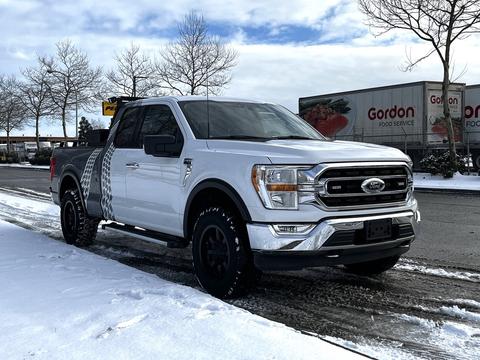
[344,255,400,275]
[60,189,99,247]
[191,206,259,298]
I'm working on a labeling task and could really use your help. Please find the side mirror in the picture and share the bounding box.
[144,135,183,157]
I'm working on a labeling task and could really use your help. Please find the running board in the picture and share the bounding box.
[102,222,189,249]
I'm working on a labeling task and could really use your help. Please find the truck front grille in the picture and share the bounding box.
[316,164,411,210]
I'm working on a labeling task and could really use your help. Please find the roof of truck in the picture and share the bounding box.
[140,96,268,104]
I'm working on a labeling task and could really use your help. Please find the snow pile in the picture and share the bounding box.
[0,220,363,360]
[414,172,480,191]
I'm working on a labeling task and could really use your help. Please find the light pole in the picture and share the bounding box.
[47,68,79,139]
[132,75,148,97]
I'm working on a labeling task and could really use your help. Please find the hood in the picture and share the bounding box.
[206,139,409,164]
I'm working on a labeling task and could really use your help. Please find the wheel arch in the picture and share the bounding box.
[183,179,252,240]
[59,171,85,206]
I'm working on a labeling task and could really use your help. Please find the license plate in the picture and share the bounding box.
[365,219,392,242]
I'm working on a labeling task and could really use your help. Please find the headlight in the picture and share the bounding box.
[252,165,315,209]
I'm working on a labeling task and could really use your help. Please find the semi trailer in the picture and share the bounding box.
[299,81,478,168]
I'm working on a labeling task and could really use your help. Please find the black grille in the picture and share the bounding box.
[323,223,414,247]
[322,167,407,178]
[318,165,410,209]
[326,178,407,194]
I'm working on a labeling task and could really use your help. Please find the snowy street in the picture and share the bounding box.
[0,188,479,359]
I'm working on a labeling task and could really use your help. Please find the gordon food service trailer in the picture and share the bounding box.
[465,84,480,168]
[299,81,467,168]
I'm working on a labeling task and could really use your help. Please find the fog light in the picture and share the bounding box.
[271,224,315,235]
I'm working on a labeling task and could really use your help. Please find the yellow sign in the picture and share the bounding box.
[102,101,117,116]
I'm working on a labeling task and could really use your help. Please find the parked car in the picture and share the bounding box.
[50,96,420,298]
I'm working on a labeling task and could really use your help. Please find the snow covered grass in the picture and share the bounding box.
[0,220,363,360]
[414,172,480,191]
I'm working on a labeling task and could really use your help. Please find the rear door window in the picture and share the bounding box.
[115,107,142,148]
[137,105,183,148]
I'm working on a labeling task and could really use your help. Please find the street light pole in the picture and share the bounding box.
[132,75,148,97]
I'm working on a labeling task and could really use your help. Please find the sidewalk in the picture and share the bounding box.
[0,219,363,360]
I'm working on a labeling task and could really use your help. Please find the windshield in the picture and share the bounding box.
[178,101,325,140]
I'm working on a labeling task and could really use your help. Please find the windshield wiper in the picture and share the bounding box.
[208,135,269,141]
[269,135,317,140]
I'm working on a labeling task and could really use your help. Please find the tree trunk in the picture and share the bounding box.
[6,117,10,155]
[441,61,457,173]
[62,108,67,138]
[35,114,40,150]
[6,130,10,156]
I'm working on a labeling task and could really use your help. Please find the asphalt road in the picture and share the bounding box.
[0,166,478,270]
[0,167,51,193]
[0,168,479,358]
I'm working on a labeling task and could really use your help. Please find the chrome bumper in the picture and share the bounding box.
[247,210,420,252]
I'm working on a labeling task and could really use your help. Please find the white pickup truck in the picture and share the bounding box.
[50,96,420,298]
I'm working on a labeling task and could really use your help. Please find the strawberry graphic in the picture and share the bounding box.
[302,99,351,137]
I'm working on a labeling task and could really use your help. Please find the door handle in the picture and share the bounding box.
[125,162,140,169]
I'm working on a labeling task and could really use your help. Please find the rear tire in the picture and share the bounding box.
[192,206,259,298]
[60,189,99,247]
[344,255,400,275]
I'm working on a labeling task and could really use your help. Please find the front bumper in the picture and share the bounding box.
[247,210,420,271]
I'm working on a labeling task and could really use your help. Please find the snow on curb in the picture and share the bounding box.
[0,220,363,360]
[414,172,480,191]
[0,163,50,170]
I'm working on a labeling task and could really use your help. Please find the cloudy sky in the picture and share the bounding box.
[2,0,480,136]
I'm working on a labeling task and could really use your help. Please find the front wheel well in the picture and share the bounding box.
[184,182,251,241]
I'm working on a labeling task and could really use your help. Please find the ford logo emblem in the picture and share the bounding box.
[361,178,385,194]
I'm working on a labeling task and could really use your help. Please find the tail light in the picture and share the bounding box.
[50,157,56,181]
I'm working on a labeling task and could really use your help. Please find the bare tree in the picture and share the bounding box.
[40,40,103,138]
[359,0,480,171]
[106,43,155,97]
[155,12,238,95]
[18,62,53,149]
[0,75,29,154]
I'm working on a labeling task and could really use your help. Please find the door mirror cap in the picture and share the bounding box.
[144,135,182,157]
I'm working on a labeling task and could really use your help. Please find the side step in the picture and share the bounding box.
[102,222,189,249]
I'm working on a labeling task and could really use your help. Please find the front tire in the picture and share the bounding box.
[192,206,259,298]
[60,189,99,247]
[344,255,400,275]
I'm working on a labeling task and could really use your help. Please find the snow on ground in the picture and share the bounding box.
[392,313,480,358]
[0,220,364,360]
[0,163,50,170]
[414,172,480,191]
[395,258,480,283]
